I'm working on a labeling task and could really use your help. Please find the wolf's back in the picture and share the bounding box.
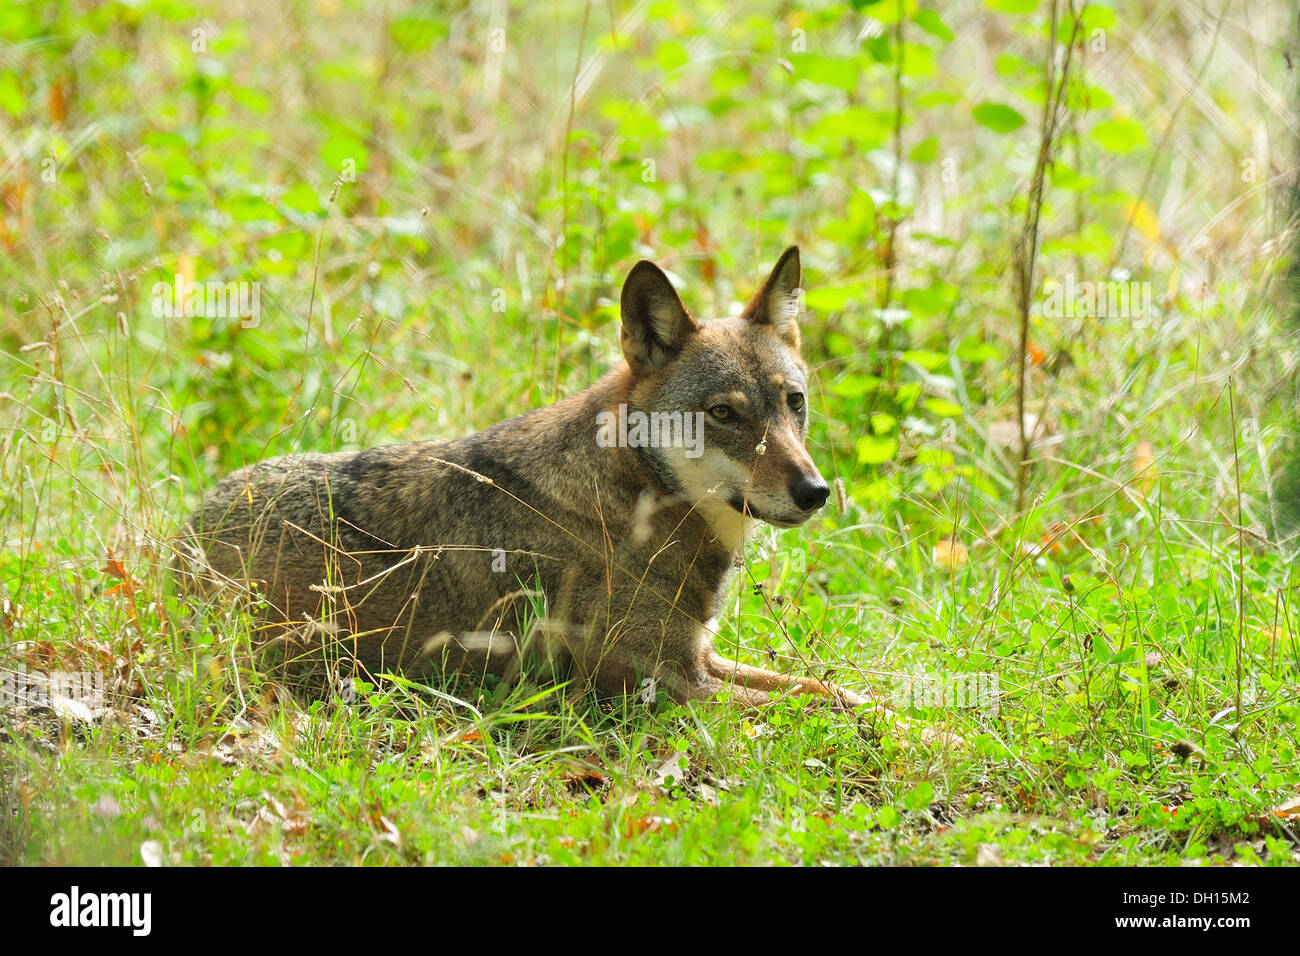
[179,438,559,666]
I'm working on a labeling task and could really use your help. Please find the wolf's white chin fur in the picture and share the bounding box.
[669,448,764,552]
[695,494,757,552]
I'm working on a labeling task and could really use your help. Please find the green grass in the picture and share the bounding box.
[1,0,1298,866]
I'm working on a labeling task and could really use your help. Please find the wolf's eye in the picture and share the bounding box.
[788,393,805,412]
[708,404,734,421]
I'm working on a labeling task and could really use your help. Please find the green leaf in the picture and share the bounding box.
[231,86,271,113]
[806,283,867,312]
[321,137,368,176]
[832,373,882,398]
[901,781,934,811]
[1050,164,1095,192]
[789,54,860,91]
[908,135,939,163]
[957,341,1001,363]
[1120,748,1148,768]
[899,43,936,78]
[972,101,1026,133]
[1081,6,1117,31]
[911,9,954,42]
[896,382,922,411]
[655,41,689,73]
[600,101,661,138]
[862,35,893,65]
[807,107,891,149]
[995,53,1033,76]
[916,90,961,108]
[1109,647,1139,666]
[280,181,323,214]
[901,349,948,371]
[1072,83,1114,112]
[987,0,1038,12]
[1091,117,1146,154]
[856,435,898,464]
[902,282,958,316]
[0,72,25,116]
[924,398,964,417]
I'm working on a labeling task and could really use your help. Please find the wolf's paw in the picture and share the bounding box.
[832,686,873,709]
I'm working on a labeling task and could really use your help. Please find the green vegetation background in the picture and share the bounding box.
[0,0,1297,865]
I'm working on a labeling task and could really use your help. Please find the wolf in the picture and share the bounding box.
[179,246,867,707]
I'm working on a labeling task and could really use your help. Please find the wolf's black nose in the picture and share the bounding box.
[791,476,830,511]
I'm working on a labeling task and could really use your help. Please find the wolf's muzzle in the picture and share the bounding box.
[790,475,830,512]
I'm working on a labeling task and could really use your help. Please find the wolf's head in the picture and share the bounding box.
[618,245,828,549]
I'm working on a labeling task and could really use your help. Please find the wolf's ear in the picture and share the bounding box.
[620,259,699,372]
[741,245,802,350]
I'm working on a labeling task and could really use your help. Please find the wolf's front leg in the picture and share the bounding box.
[703,649,870,708]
